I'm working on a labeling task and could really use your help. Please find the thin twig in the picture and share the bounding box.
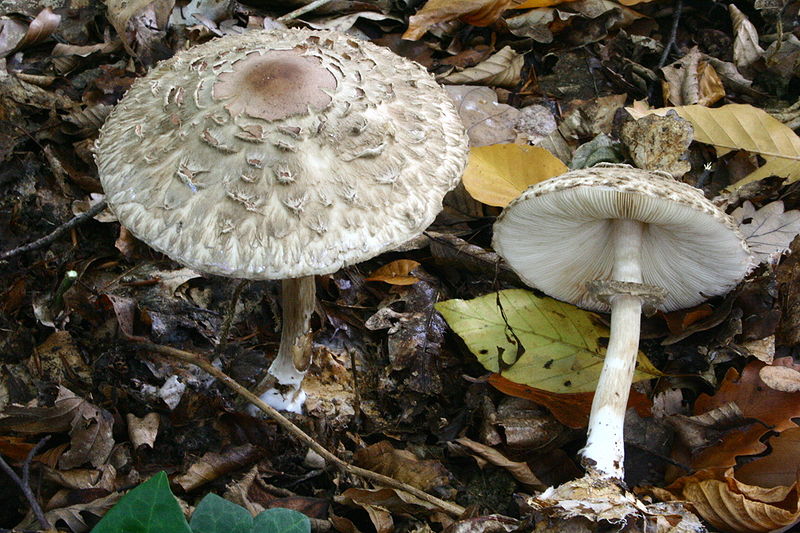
[0,200,108,261]
[136,341,465,517]
[657,0,683,69]
[213,279,249,359]
[0,436,52,530]
[276,0,335,21]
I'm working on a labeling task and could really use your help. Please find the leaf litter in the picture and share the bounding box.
[0,0,799,532]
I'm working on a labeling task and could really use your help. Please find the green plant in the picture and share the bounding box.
[91,472,311,533]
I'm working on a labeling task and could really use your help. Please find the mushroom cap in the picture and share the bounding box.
[95,29,468,279]
[492,164,753,313]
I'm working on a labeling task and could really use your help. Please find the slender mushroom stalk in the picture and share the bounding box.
[582,219,645,479]
[492,164,753,521]
[94,28,469,412]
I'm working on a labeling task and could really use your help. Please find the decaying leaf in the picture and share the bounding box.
[126,412,160,449]
[488,374,652,429]
[626,104,800,189]
[366,260,421,286]
[759,365,800,392]
[441,46,524,88]
[174,444,261,491]
[729,4,765,71]
[0,7,61,58]
[444,85,520,147]
[661,47,725,106]
[689,358,800,469]
[0,387,114,469]
[619,111,693,177]
[732,201,800,265]
[403,0,520,40]
[436,289,662,394]
[335,487,441,533]
[462,144,567,207]
[667,468,800,533]
[736,427,800,488]
[354,441,452,493]
[454,436,545,489]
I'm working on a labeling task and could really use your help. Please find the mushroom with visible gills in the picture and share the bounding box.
[95,29,469,411]
[492,164,752,513]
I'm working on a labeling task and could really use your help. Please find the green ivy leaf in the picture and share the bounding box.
[436,289,662,393]
[190,493,253,533]
[91,472,192,533]
[253,508,311,533]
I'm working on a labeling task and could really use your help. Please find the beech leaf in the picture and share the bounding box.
[366,260,421,285]
[462,144,567,207]
[441,46,524,88]
[625,104,800,189]
[436,289,662,394]
[402,0,519,40]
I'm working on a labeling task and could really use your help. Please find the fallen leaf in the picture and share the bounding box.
[729,3,765,71]
[661,47,725,106]
[690,358,800,469]
[759,365,800,392]
[126,413,160,449]
[488,374,652,429]
[454,437,545,489]
[174,444,262,491]
[0,8,61,58]
[441,46,524,88]
[436,289,662,394]
[403,0,519,40]
[625,104,800,189]
[461,144,567,207]
[732,201,800,266]
[354,441,452,493]
[366,260,421,285]
[736,427,800,488]
[619,111,693,177]
[668,468,800,533]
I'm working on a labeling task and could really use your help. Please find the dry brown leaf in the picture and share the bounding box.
[626,104,800,189]
[462,144,567,207]
[729,3,765,71]
[619,111,693,177]
[689,358,800,469]
[173,444,261,491]
[335,487,441,533]
[487,374,652,429]
[454,436,545,489]
[670,468,800,533]
[736,427,800,488]
[43,463,117,491]
[366,260,421,286]
[759,365,800,393]
[353,441,452,493]
[0,7,61,58]
[403,0,519,40]
[732,201,800,266]
[40,492,121,533]
[441,46,524,88]
[661,48,725,106]
[30,330,93,385]
[742,336,775,364]
[126,412,160,449]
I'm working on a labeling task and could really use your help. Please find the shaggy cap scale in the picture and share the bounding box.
[493,165,753,312]
[96,29,468,279]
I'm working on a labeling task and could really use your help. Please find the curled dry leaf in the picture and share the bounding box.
[126,412,160,449]
[661,47,725,107]
[402,0,519,40]
[625,104,800,189]
[668,468,800,533]
[729,3,765,72]
[441,46,525,88]
[759,365,800,393]
[454,436,545,489]
[0,7,61,58]
[619,111,693,177]
[736,427,800,488]
[335,487,442,533]
[174,443,262,491]
[366,260,421,285]
[462,144,567,207]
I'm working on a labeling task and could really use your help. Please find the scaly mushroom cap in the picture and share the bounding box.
[96,29,468,279]
[493,165,753,312]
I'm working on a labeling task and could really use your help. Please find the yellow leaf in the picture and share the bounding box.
[436,289,661,393]
[366,259,421,285]
[462,144,567,207]
[626,104,800,190]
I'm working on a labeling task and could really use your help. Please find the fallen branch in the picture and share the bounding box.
[136,341,466,518]
[0,200,108,261]
[0,436,52,530]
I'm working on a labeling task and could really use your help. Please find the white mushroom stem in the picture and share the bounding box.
[582,219,645,480]
[265,275,316,387]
